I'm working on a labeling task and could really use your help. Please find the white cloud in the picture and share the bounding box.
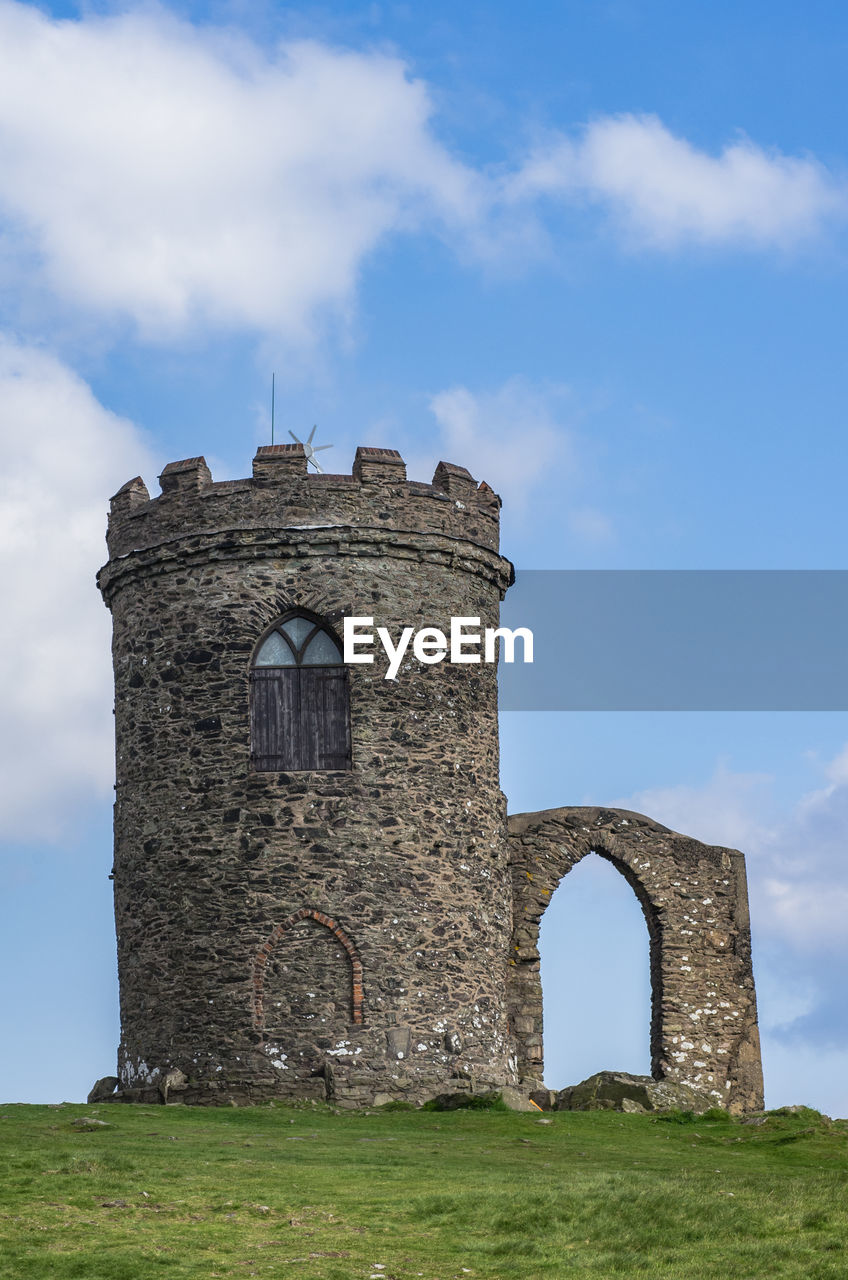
[762,877,848,954]
[416,378,572,509]
[619,746,848,1075]
[622,753,848,956]
[0,2,480,341]
[0,5,842,349]
[509,114,843,249]
[824,743,848,785]
[620,760,777,853]
[567,505,615,544]
[0,336,156,841]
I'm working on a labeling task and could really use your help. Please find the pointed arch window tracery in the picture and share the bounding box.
[250,611,351,772]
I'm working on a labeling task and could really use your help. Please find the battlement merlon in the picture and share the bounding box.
[104,446,504,561]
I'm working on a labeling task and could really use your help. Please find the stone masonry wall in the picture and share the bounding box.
[98,441,765,1112]
[98,446,518,1106]
[507,806,764,1114]
[259,914,357,1089]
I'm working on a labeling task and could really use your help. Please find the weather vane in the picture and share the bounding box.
[288,425,333,473]
[270,374,333,472]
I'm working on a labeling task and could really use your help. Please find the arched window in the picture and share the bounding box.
[250,613,351,772]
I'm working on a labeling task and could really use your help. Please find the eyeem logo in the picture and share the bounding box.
[343,617,534,681]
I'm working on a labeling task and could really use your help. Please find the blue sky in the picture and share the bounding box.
[2,0,848,1113]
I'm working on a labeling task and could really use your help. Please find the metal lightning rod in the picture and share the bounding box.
[271,373,275,446]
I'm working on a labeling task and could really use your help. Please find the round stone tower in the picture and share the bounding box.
[98,443,517,1105]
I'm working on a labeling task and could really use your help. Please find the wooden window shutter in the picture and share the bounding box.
[313,668,351,770]
[250,618,351,773]
[250,667,301,770]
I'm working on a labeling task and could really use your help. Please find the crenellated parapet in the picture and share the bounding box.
[104,445,503,563]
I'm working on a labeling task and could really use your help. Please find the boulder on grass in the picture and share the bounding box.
[423,1090,505,1111]
[555,1071,718,1115]
[87,1076,119,1103]
[499,1086,537,1112]
[158,1068,188,1103]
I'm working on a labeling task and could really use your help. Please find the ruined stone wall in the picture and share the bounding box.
[507,807,764,1114]
[98,445,517,1106]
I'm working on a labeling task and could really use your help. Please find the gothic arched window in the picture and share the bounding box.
[250,613,351,772]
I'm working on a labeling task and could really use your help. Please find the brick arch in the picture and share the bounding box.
[252,908,364,1034]
[507,806,763,1114]
[247,591,355,644]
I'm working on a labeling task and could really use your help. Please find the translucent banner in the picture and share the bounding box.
[498,570,848,710]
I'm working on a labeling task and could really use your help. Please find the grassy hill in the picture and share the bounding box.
[1,1100,846,1278]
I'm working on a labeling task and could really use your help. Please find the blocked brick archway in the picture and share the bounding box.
[252,908,364,1035]
[507,806,764,1113]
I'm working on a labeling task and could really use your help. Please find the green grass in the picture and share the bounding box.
[1,1102,846,1278]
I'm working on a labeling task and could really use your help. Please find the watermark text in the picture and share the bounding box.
[343,617,534,681]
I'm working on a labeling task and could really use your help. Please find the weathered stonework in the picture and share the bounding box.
[507,807,764,1114]
[98,443,764,1111]
[99,445,516,1106]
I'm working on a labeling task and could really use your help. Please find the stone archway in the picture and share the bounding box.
[539,851,654,1083]
[507,807,764,1113]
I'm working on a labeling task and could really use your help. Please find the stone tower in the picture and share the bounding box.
[99,442,765,1113]
[98,444,517,1105]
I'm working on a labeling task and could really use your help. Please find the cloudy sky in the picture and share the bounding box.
[2,0,848,1113]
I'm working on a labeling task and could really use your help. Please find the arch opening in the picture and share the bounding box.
[252,909,364,1087]
[539,851,653,1089]
[252,906,366,1034]
[249,610,351,772]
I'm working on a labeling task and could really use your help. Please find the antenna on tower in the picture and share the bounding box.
[271,373,275,446]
